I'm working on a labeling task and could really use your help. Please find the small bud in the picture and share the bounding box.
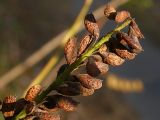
[56,96,79,112]
[35,112,60,120]
[130,20,144,39]
[2,95,16,118]
[115,49,136,60]
[64,37,78,64]
[102,52,125,66]
[115,11,130,23]
[76,74,102,89]
[86,56,109,77]
[84,13,99,39]
[104,4,116,19]
[78,35,92,56]
[25,85,42,102]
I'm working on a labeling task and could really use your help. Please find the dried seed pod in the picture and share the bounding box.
[80,85,95,96]
[25,85,42,102]
[76,74,102,89]
[35,112,60,120]
[86,56,109,77]
[2,95,16,118]
[115,49,136,60]
[130,20,144,39]
[84,13,99,39]
[15,98,29,116]
[119,32,143,53]
[98,44,108,54]
[56,85,80,96]
[104,4,116,19]
[64,37,78,64]
[56,95,79,112]
[78,35,92,56]
[25,102,36,114]
[66,82,94,96]
[115,11,130,23]
[102,52,125,66]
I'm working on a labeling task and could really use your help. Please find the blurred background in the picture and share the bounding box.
[0,0,159,120]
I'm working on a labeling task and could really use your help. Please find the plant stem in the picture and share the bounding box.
[36,19,132,103]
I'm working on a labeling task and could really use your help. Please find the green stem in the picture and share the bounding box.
[36,19,132,103]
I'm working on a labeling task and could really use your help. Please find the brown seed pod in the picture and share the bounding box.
[56,95,79,112]
[104,4,116,19]
[64,37,78,64]
[115,48,136,60]
[56,84,81,96]
[78,35,93,56]
[84,13,99,39]
[66,82,95,96]
[25,85,42,102]
[102,52,125,66]
[115,11,130,23]
[2,95,16,118]
[98,44,108,55]
[119,32,143,53]
[35,112,60,120]
[86,56,109,77]
[130,19,144,39]
[76,74,102,89]
[15,98,29,116]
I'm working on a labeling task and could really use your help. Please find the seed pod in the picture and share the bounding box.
[56,95,79,112]
[99,44,108,54]
[64,37,78,64]
[86,56,109,77]
[130,20,144,39]
[56,85,80,96]
[78,35,92,56]
[104,4,116,19]
[80,85,95,96]
[15,98,28,116]
[115,49,136,60]
[115,11,130,23]
[25,85,42,102]
[25,102,36,114]
[84,13,99,39]
[2,95,16,118]
[102,52,125,66]
[120,32,143,53]
[35,112,60,120]
[76,74,102,89]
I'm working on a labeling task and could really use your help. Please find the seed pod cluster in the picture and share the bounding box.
[2,3,144,120]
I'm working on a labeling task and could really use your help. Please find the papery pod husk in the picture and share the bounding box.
[75,74,102,89]
[104,4,116,19]
[56,84,81,96]
[56,95,79,112]
[117,32,143,53]
[14,98,29,116]
[66,82,94,96]
[130,19,144,39]
[115,11,130,23]
[78,35,93,56]
[2,95,16,119]
[25,85,42,102]
[86,55,109,77]
[64,37,78,64]
[115,48,136,60]
[25,102,36,114]
[101,51,125,66]
[34,112,61,120]
[84,13,99,39]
